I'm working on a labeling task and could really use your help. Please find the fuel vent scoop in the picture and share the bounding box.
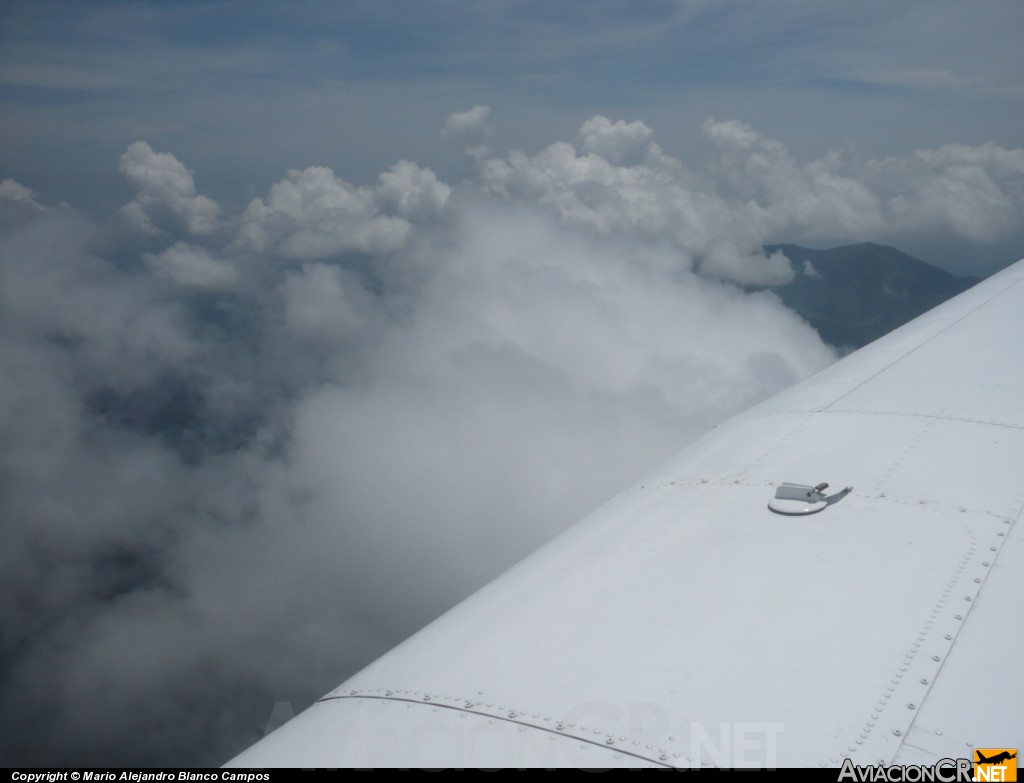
[768,482,852,516]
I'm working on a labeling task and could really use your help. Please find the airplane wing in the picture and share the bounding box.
[226,259,1024,769]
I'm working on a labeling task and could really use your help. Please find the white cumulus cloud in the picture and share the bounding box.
[442,104,492,158]
[236,166,412,258]
[145,242,238,288]
[119,142,220,236]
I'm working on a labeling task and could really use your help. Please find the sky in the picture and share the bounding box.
[0,0,1022,767]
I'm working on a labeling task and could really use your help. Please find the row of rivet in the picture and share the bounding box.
[838,509,1014,763]
[325,688,679,766]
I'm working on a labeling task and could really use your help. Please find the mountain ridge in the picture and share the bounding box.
[764,242,983,350]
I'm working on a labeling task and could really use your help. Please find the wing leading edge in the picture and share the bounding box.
[227,259,1024,768]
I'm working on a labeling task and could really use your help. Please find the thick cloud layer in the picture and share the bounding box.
[1,112,1021,766]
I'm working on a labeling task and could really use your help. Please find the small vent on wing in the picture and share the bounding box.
[768,482,852,515]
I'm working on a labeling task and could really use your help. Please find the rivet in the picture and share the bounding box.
[508,711,516,718]
[998,532,1005,537]
[954,614,962,620]
[465,701,473,708]
[982,562,990,567]
[1005,519,1012,524]
[967,742,973,747]
[964,596,972,602]
[908,703,916,710]
[944,634,953,640]
[959,508,966,513]
[556,722,564,730]
[423,695,431,701]
[660,754,668,761]
[920,678,929,684]
[932,655,941,662]
[605,737,614,745]
[894,729,902,736]
[991,546,998,552]
[936,730,943,736]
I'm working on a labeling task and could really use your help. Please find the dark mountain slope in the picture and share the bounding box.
[765,243,982,349]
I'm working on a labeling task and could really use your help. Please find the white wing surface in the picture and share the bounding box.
[227,259,1024,769]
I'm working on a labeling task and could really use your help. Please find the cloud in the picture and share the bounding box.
[375,160,452,223]
[1,110,1021,767]
[702,118,886,243]
[0,177,42,204]
[576,116,656,167]
[282,262,375,345]
[478,117,794,286]
[442,105,492,158]
[869,141,1024,243]
[0,178,47,224]
[233,159,450,261]
[145,242,238,288]
[119,142,220,237]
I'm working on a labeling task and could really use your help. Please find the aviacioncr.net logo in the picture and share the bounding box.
[974,749,1017,782]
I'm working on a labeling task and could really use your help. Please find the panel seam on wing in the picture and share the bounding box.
[317,693,674,767]
[822,275,1024,410]
[732,408,1024,432]
[888,501,1021,762]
